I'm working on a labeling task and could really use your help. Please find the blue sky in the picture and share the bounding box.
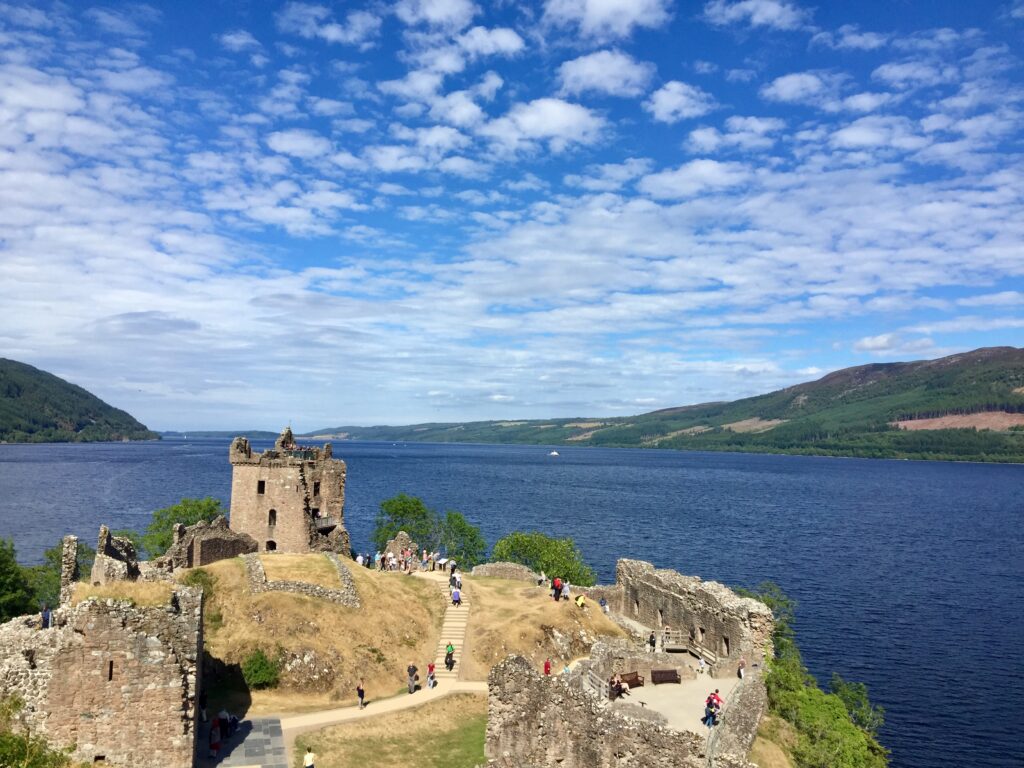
[1,0,1022,431]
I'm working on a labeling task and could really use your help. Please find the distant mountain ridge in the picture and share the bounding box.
[0,359,158,443]
[308,347,1024,463]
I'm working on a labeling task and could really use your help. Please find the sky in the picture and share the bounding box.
[1,0,1023,432]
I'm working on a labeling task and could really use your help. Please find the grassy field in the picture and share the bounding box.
[72,580,173,606]
[294,694,487,768]
[183,556,444,715]
[260,553,341,588]
[463,576,625,679]
[749,714,797,768]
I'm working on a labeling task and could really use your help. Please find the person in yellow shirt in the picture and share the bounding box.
[304,746,316,768]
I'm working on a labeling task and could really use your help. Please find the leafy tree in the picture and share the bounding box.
[241,648,281,689]
[0,695,74,768]
[0,539,35,622]
[21,539,95,609]
[372,493,440,551]
[142,497,222,557]
[439,511,487,568]
[491,531,596,586]
[830,674,885,738]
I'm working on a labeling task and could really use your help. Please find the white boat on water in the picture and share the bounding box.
[548,450,559,456]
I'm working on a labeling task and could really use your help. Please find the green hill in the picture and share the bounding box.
[0,359,158,443]
[309,347,1024,463]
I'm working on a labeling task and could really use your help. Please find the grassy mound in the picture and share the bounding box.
[463,577,625,679]
[182,555,444,714]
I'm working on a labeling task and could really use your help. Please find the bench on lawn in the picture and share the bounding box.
[621,671,644,689]
[651,668,681,684]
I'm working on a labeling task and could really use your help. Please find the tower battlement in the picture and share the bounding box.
[228,427,350,555]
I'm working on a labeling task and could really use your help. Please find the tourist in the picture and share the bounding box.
[707,689,723,709]
[538,569,546,587]
[357,679,365,709]
[648,631,656,652]
[303,745,316,768]
[703,702,717,727]
[427,661,436,688]
[356,552,364,566]
[208,717,221,758]
[698,657,706,675]
[452,587,462,606]
[613,672,630,696]
[560,581,570,601]
[552,576,562,600]
[445,643,455,671]
[544,658,552,676]
[599,597,609,614]
[449,570,457,589]
[407,662,418,694]
[738,657,746,679]
[40,603,51,629]
[455,572,462,589]
[574,594,586,609]
[374,551,382,570]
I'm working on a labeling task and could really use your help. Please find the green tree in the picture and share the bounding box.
[0,539,35,622]
[830,674,885,738]
[439,511,487,568]
[0,695,74,768]
[142,497,223,558]
[22,539,95,609]
[491,531,596,586]
[372,493,440,551]
[241,648,281,689]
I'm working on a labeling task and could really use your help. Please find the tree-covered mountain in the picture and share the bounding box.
[308,347,1024,462]
[0,359,158,443]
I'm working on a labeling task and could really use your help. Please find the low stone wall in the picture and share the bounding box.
[158,515,257,571]
[715,672,769,759]
[579,638,697,684]
[243,553,360,607]
[484,655,711,768]
[471,562,541,582]
[0,588,202,768]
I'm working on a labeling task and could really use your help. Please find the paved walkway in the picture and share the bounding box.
[199,718,287,768]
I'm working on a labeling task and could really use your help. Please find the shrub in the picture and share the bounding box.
[181,568,222,630]
[491,531,596,586]
[241,648,281,689]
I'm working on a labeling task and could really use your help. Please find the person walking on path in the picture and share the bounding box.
[303,746,316,768]
[451,587,462,606]
[561,581,570,601]
[544,658,552,676]
[445,643,455,672]
[407,662,418,694]
[552,577,562,601]
[698,657,706,675]
[427,662,436,689]
[738,657,746,679]
[40,604,51,629]
[208,718,221,758]
[648,631,656,653]
[357,679,365,709]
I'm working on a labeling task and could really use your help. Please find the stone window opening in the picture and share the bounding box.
[657,608,664,627]
[699,627,706,644]
[311,507,320,519]
[94,756,106,764]
[268,509,277,527]
[107,660,113,681]
[633,599,639,617]
[266,540,277,552]
[313,481,321,497]
[722,636,731,656]
[257,480,266,495]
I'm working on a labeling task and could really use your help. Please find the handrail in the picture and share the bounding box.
[577,668,610,700]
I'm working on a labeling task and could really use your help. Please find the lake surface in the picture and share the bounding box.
[1,439,1021,767]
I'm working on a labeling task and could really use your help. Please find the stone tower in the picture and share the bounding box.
[228,427,350,554]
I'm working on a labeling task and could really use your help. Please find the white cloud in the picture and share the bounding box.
[219,30,261,52]
[760,72,826,103]
[688,115,785,152]
[544,0,672,41]
[872,61,958,89]
[956,291,1024,307]
[830,116,929,151]
[702,0,811,30]
[558,50,655,98]
[379,70,446,102]
[276,2,381,47]
[458,26,525,57]
[364,144,429,172]
[395,0,478,30]
[266,129,332,159]
[853,332,900,352]
[812,24,889,50]
[644,81,717,122]
[479,98,606,152]
[638,159,749,198]
[565,158,653,191]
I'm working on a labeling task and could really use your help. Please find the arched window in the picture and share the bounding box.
[265,540,277,552]
[268,509,277,527]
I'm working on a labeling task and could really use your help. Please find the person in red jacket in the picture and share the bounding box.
[544,658,552,675]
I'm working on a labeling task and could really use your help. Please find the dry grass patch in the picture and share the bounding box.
[723,417,788,433]
[72,580,174,607]
[750,715,797,768]
[260,553,340,588]
[185,557,443,715]
[462,577,625,680]
[295,694,486,768]
[894,411,1024,431]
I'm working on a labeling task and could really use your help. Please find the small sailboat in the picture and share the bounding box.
[548,450,560,456]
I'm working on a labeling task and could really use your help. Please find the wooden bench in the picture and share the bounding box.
[621,671,644,688]
[651,668,681,684]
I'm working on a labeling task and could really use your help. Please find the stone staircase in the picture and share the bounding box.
[430,579,470,683]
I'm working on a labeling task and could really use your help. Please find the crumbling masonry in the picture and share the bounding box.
[229,427,350,554]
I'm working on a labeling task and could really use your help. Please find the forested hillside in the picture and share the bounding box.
[0,359,158,443]
[309,347,1024,462]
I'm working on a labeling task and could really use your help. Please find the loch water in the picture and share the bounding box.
[1,439,1022,768]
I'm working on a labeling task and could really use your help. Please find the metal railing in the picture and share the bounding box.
[578,668,610,701]
[313,516,339,529]
[651,629,719,665]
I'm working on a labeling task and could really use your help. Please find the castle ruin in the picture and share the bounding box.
[229,427,350,554]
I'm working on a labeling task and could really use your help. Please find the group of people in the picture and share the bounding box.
[368,547,456,574]
[449,568,463,606]
[703,689,724,727]
[406,643,457,694]
[609,672,631,698]
[203,701,240,758]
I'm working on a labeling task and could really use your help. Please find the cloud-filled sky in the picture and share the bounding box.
[1,0,1022,431]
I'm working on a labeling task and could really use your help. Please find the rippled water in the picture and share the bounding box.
[1,439,1022,767]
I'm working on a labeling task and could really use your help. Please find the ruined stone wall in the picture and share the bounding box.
[615,560,773,676]
[229,428,349,555]
[484,655,712,768]
[715,673,769,759]
[89,525,141,586]
[159,515,257,571]
[0,588,203,768]
[242,553,360,607]
[382,530,418,560]
[579,639,696,685]
[470,562,540,582]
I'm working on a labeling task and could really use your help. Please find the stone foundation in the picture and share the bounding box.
[471,562,541,582]
[242,553,360,607]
